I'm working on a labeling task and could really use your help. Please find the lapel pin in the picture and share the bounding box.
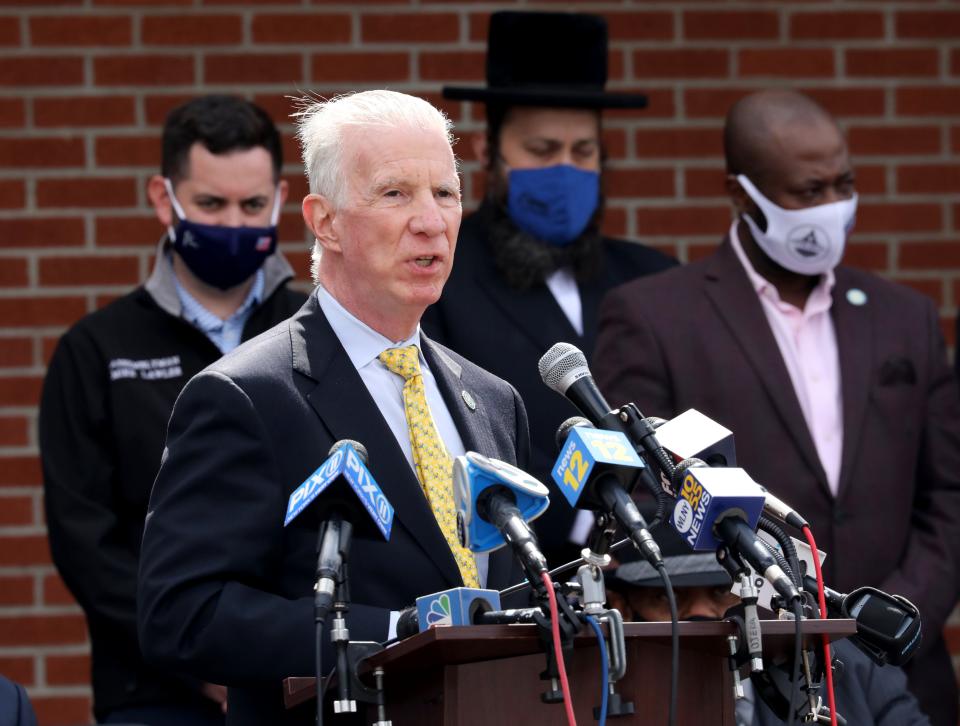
[461,390,477,411]
[846,288,867,306]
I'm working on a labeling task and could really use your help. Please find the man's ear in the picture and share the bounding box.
[725,174,750,217]
[471,131,490,168]
[277,178,290,210]
[302,194,340,253]
[147,174,174,228]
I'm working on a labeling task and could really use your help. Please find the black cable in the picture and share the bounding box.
[758,516,803,587]
[758,537,796,586]
[656,563,679,726]
[315,616,325,726]
[786,598,804,726]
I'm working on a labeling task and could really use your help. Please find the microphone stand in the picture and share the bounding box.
[314,516,391,724]
[575,525,633,719]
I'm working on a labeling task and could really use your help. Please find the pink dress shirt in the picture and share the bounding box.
[729,222,844,497]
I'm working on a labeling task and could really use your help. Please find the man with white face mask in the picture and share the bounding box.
[593,89,960,725]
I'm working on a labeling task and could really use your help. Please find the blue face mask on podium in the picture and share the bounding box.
[164,178,280,290]
[506,164,600,246]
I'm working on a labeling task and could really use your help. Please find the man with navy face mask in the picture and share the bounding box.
[39,95,306,725]
[594,89,960,725]
[422,11,676,565]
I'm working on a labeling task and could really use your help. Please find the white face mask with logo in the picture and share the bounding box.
[737,174,858,276]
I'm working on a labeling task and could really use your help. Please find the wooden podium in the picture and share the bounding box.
[285,619,855,724]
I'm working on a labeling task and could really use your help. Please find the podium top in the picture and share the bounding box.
[283,618,856,708]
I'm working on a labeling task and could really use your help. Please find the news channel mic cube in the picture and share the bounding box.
[551,427,644,508]
[415,588,501,632]
[671,467,764,551]
[655,408,737,467]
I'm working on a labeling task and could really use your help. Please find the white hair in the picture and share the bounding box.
[293,90,457,281]
[294,89,455,207]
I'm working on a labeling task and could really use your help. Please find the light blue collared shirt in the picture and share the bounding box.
[315,285,488,588]
[172,261,264,354]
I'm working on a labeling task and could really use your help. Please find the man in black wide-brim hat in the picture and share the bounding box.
[422,10,677,567]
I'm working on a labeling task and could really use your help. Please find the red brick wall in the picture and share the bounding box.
[0,2,958,723]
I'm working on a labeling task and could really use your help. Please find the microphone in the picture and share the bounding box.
[284,440,394,539]
[801,577,922,666]
[538,342,679,498]
[658,409,809,529]
[538,342,613,424]
[672,466,800,604]
[552,423,661,565]
[284,440,394,619]
[452,451,550,577]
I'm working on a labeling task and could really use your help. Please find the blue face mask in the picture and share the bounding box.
[506,164,600,246]
[164,178,280,291]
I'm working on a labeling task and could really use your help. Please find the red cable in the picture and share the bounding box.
[802,525,837,726]
[541,571,577,726]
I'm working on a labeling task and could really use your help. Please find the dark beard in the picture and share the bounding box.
[485,186,605,291]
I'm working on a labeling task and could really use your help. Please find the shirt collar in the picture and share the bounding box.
[171,254,264,332]
[314,285,422,370]
[729,220,835,315]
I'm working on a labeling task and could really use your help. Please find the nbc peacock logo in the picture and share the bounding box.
[426,593,453,627]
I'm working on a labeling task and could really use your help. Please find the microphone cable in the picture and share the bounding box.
[787,597,803,726]
[802,524,837,726]
[656,564,679,726]
[542,570,577,726]
[315,615,325,726]
[584,615,608,726]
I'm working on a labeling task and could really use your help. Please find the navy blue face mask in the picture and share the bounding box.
[164,178,280,291]
[506,164,600,246]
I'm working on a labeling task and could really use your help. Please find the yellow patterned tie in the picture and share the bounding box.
[378,345,480,588]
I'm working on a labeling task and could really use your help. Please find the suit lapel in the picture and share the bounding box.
[831,270,873,501]
[703,241,829,492]
[290,295,462,587]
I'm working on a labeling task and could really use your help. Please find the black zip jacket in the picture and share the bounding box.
[39,245,307,719]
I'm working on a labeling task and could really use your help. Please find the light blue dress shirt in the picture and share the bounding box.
[173,261,264,354]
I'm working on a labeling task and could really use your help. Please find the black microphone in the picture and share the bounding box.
[538,342,615,425]
[539,342,677,497]
[801,576,921,666]
[715,516,800,604]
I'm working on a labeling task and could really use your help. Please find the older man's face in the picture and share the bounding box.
[327,124,461,333]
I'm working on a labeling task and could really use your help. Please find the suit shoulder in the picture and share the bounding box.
[604,254,707,302]
[604,237,677,276]
[206,319,292,382]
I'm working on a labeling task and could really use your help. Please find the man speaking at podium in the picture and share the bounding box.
[137,91,529,724]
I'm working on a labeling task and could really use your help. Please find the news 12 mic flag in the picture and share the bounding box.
[283,442,394,539]
[551,426,644,507]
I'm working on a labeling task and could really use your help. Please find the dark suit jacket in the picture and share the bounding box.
[422,203,676,563]
[594,239,960,725]
[138,293,529,725]
[751,640,929,726]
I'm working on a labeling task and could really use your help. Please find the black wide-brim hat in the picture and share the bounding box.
[607,524,732,589]
[442,11,648,110]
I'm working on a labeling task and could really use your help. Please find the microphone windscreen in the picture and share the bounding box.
[538,342,588,394]
[328,438,368,463]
